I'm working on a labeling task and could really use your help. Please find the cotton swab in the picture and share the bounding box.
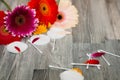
[52,38,56,51]
[71,63,101,69]
[86,63,89,69]
[28,40,43,54]
[87,51,110,66]
[49,65,70,70]
[86,53,91,59]
[101,55,110,66]
[98,50,120,57]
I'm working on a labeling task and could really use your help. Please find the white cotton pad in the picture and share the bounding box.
[7,41,28,53]
[29,34,50,45]
[60,69,84,80]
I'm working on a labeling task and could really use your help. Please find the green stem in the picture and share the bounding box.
[56,0,60,5]
[0,0,11,11]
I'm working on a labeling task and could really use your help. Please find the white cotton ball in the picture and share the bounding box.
[60,70,84,80]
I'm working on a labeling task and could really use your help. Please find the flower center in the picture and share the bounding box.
[57,14,63,20]
[43,7,46,10]
[57,12,64,22]
[40,3,49,15]
[15,15,25,26]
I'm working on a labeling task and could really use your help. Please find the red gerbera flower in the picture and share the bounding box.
[28,0,58,26]
[0,11,21,45]
[0,11,5,25]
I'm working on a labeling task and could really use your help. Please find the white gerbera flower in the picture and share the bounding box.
[52,0,79,29]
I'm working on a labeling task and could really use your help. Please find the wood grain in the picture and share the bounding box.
[0,0,120,80]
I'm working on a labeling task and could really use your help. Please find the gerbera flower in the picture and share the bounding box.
[52,0,79,29]
[0,11,21,45]
[33,24,48,35]
[28,0,58,26]
[4,5,39,37]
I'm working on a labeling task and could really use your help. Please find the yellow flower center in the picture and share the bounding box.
[39,3,50,16]
[15,15,25,26]
[33,24,48,35]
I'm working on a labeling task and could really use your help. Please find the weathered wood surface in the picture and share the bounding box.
[0,0,120,80]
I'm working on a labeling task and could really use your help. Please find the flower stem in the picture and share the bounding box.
[0,0,11,11]
[56,0,60,5]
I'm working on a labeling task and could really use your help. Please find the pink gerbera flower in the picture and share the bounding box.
[4,5,39,37]
[52,0,79,29]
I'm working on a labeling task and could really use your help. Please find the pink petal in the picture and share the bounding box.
[91,52,105,58]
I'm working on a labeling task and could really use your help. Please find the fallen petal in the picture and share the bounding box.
[32,37,40,43]
[91,52,105,58]
[14,46,21,53]
[85,59,100,64]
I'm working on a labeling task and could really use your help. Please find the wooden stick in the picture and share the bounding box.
[52,39,56,51]
[98,50,120,57]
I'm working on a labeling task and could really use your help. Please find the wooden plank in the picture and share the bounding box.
[49,69,62,80]
[72,0,116,43]
[49,35,73,68]
[33,69,63,80]
[0,0,29,10]
[0,46,5,65]
[33,69,49,80]
[105,0,120,39]
[72,0,92,43]
[0,50,16,80]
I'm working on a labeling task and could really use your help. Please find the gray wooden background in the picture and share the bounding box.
[0,0,120,80]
